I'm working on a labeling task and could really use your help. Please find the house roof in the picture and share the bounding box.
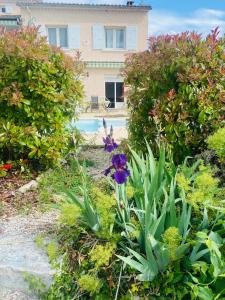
[17,2,151,11]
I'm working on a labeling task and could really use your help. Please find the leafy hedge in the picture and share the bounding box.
[124,28,225,162]
[0,27,83,168]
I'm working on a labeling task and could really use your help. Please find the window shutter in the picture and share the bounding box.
[38,24,47,37]
[68,24,80,49]
[92,25,104,50]
[126,26,137,50]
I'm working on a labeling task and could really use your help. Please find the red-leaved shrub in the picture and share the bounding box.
[124,28,225,162]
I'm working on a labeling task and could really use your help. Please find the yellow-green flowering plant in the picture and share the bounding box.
[207,127,225,162]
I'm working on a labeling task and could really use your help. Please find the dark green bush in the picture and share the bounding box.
[0,27,83,168]
[124,28,225,162]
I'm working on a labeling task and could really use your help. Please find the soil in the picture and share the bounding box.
[0,172,39,217]
[80,146,111,179]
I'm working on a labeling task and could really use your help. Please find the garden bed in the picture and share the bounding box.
[0,172,39,217]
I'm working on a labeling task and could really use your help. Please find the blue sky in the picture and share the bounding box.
[45,0,225,36]
[146,0,225,35]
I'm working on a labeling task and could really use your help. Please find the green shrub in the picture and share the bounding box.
[207,127,225,162]
[0,26,83,168]
[124,29,225,162]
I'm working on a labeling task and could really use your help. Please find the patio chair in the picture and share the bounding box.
[91,96,99,111]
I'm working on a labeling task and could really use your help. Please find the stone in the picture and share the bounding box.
[18,180,38,194]
[0,288,38,300]
[0,211,59,299]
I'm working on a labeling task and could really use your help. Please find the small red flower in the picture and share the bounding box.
[0,164,13,170]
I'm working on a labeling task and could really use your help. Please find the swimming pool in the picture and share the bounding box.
[70,118,127,133]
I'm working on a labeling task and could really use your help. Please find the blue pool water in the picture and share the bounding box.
[70,118,127,133]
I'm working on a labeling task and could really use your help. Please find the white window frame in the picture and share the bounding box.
[104,27,126,50]
[104,76,124,109]
[47,26,68,48]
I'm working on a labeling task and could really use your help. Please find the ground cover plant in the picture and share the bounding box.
[0,26,83,169]
[31,123,225,299]
[124,28,225,162]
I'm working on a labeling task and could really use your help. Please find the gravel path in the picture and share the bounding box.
[0,148,110,299]
[81,146,110,179]
[0,210,59,299]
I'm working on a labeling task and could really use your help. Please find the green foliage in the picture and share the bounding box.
[116,145,225,298]
[177,165,223,211]
[23,272,47,298]
[35,235,45,249]
[78,274,102,294]
[47,241,59,263]
[62,163,116,237]
[28,145,224,300]
[163,227,182,261]
[46,272,77,300]
[60,203,81,226]
[124,29,225,162]
[62,167,100,232]
[207,127,225,162]
[91,187,116,237]
[117,145,191,282]
[0,27,83,168]
[90,242,115,269]
[38,158,84,205]
[0,169,7,177]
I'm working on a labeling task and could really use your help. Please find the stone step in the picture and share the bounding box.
[0,211,58,299]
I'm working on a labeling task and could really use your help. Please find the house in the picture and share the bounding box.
[17,1,151,109]
[0,0,21,30]
[0,0,40,30]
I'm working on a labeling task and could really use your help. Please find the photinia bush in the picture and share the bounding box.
[0,26,84,168]
[124,28,225,162]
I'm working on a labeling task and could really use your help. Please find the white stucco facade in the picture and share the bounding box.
[2,1,151,108]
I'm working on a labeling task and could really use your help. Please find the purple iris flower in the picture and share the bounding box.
[102,118,118,152]
[112,153,127,168]
[104,154,130,184]
[103,135,118,153]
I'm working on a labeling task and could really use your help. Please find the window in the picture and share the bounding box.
[47,27,68,48]
[105,81,124,108]
[48,28,57,46]
[105,28,125,49]
[1,6,13,13]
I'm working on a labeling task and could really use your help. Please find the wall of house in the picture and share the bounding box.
[20,4,149,106]
[0,0,20,15]
[20,6,149,62]
[83,67,125,104]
